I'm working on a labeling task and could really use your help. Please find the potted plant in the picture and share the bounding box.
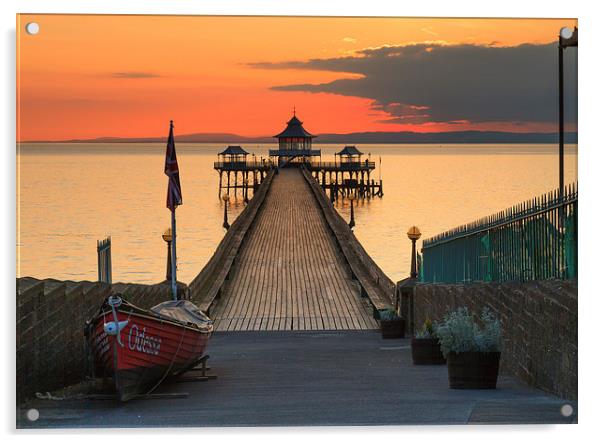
[436,307,502,389]
[411,319,446,365]
[378,309,405,339]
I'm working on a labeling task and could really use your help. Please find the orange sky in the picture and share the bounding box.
[17,15,577,141]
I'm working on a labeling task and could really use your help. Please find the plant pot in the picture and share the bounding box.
[411,337,446,365]
[380,318,405,339]
[446,351,500,389]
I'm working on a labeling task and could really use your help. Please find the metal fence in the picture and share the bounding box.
[97,236,112,284]
[421,183,577,283]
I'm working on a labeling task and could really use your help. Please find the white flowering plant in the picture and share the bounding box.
[435,307,502,356]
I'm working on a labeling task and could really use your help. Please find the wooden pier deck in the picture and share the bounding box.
[210,169,378,331]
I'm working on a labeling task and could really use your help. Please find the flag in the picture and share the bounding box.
[164,120,182,211]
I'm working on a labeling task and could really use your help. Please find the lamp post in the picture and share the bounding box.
[222,194,230,230]
[243,178,249,203]
[558,26,578,202]
[407,226,422,279]
[162,228,172,282]
[349,195,356,229]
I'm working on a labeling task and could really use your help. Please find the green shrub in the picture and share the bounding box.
[435,307,502,356]
[379,309,400,321]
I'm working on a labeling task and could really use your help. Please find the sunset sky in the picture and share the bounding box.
[17,15,577,141]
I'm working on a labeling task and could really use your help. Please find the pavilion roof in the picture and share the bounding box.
[273,114,316,139]
[219,145,249,156]
[337,145,364,156]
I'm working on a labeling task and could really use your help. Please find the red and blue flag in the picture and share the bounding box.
[164,120,182,212]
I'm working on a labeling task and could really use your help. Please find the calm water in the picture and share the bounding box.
[17,143,577,284]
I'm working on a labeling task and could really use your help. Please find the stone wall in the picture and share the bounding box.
[16,277,174,403]
[412,279,577,400]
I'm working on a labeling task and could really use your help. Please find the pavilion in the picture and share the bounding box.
[269,112,321,166]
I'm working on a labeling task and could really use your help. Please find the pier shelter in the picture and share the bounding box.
[214,145,272,198]
[217,145,249,168]
[308,145,382,199]
[269,113,321,166]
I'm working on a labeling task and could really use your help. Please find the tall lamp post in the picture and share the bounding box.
[558,26,578,202]
[222,194,230,230]
[243,178,249,203]
[162,228,172,281]
[348,195,356,229]
[407,226,422,279]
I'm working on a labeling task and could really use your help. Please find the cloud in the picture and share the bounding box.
[251,42,577,125]
[341,37,357,43]
[111,72,161,79]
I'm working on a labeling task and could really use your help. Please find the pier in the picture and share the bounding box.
[189,165,394,330]
[210,168,379,331]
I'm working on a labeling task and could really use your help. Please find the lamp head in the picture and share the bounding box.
[162,228,172,242]
[407,226,422,240]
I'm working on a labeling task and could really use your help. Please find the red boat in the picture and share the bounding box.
[85,294,213,401]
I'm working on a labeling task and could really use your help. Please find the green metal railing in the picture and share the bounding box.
[421,183,577,283]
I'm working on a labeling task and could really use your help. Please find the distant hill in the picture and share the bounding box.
[318,131,577,144]
[25,130,577,144]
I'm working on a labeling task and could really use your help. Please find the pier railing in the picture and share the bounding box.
[213,161,273,171]
[188,170,276,313]
[301,167,395,311]
[421,183,577,283]
[308,161,375,171]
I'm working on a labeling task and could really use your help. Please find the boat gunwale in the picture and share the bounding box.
[94,306,214,335]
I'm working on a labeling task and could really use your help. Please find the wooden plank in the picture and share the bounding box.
[210,168,378,331]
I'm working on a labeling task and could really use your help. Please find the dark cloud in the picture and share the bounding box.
[250,43,577,125]
[111,72,161,78]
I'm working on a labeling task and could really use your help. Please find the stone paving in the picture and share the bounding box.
[18,331,577,428]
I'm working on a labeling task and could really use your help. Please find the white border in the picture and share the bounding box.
[3,0,601,441]
[5,0,585,18]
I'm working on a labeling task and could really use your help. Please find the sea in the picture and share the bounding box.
[17,143,578,284]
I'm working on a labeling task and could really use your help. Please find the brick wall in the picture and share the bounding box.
[16,277,175,404]
[412,279,577,400]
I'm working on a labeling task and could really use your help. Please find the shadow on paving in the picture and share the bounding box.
[18,331,577,428]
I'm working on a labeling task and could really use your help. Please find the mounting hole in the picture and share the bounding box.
[26,408,39,421]
[25,22,40,35]
[560,404,574,417]
[560,27,573,40]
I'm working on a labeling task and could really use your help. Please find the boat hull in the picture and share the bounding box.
[88,304,212,401]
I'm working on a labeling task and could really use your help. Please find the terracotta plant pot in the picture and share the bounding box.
[446,351,500,389]
[380,318,405,339]
[411,337,446,365]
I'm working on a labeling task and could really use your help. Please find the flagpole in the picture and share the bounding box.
[171,207,178,300]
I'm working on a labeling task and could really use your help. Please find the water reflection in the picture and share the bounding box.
[18,143,577,283]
